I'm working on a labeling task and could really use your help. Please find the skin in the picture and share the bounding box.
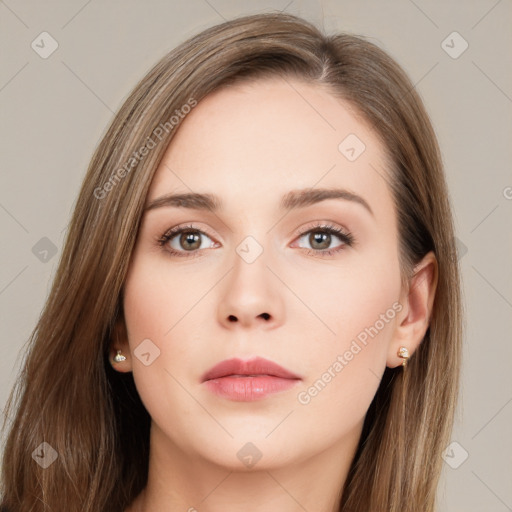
[112,77,437,512]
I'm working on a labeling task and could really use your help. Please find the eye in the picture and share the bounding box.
[291,222,354,258]
[157,224,218,258]
[157,222,354,259]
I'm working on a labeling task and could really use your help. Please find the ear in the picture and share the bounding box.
[387,251,438,368]
[109,312,133,373]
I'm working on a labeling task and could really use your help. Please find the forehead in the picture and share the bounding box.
[146,77,393,219]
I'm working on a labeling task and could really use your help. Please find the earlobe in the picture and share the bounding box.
[387,251,438,368]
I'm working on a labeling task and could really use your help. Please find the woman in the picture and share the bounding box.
[1,11,462,512]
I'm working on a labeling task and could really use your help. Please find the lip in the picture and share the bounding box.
[201,357,302,401]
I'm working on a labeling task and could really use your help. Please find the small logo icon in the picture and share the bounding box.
[236,236,264,264]
[236,442,263,469]
[31,32,59,59]
[442,441,469,469]
[32,237,58,263]
[441,32,469,59]
[32,441,58,469]
[338,134,366,162]
[454,237,468,260]
[134,338,161,366]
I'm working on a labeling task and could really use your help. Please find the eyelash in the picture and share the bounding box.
[156,221,355,259]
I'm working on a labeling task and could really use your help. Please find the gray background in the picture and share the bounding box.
[1,1,511,510]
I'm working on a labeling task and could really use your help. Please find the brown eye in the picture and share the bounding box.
[176,230,202,251]
[158,225,218,258]
[295,227,349,252]
[308,231,333,251]
[166,229,214,253]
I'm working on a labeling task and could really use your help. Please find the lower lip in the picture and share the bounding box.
[203,375,300,401]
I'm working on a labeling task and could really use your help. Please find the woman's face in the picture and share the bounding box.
[121,77,404,470]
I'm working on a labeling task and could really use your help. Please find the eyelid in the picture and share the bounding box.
[292,220,351,237]
[159,222,218,242]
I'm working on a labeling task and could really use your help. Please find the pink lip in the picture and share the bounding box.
[201,357,302,401]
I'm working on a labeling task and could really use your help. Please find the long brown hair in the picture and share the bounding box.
[1,12,462,512]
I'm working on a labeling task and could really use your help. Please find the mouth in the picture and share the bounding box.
[201,357,302,401]
[201,356,301,382]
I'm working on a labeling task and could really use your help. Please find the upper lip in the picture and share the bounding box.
[201,357,301,382]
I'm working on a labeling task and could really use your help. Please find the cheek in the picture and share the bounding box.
[121,257,211,446]
[291,257,401,430]
[122,250,203,343]
[291,249,401,358]
[122,254,190,381]
[291,307,399,452]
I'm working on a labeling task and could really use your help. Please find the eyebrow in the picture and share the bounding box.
[144,187,373,216]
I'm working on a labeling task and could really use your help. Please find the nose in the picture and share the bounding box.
[217,250,285,330]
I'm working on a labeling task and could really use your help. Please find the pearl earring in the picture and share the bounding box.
[113,349,126,363]
[397,346,410,367]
